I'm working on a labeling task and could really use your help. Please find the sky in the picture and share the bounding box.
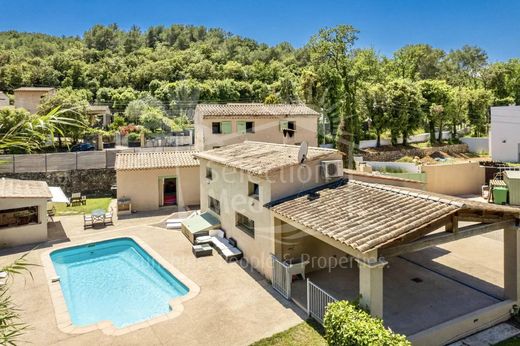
[0,0,518,61]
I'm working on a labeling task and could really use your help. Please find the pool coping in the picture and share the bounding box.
[41,235,201,336]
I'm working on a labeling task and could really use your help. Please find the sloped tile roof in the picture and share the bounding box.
[0,178,51,198]
[115,151,199,171]
[195,141,340,176]
[195,103,319,118]
[266,179,520,253]
[14,87,55,92]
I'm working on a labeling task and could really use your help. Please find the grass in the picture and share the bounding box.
[52,197,112,216]
[250,320,327,346]
[495,336,520,345]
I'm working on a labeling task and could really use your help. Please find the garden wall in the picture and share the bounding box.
[0,168,115,196]
[460,137,489,154]
[361,144,469,162]
[422,161,485,195]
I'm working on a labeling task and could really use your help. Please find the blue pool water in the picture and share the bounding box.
[50,238,189,328]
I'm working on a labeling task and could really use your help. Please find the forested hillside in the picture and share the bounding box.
[1,23,519,149]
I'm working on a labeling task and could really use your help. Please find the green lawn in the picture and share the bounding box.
[52,197,112,216]
[495,337,520,346]
[250,320,326,346]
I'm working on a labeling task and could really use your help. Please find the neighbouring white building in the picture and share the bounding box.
[490,105,520,162]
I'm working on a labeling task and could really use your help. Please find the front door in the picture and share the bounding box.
[163,178,177,206]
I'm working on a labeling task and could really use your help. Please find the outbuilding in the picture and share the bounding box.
[115,151,200,212]
[0,178,51,247]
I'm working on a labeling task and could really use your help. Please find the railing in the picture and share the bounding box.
[272,256,291,299]
[307,279,337,324]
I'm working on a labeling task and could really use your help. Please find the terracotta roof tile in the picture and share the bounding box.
[0,178,51,198]
[266,179,520,253]
[115,151,199,170]
[195,103,319,118]
[195,141,341,176]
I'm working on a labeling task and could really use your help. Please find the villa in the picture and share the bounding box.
[193,103,320,150]
[187,141,520,345]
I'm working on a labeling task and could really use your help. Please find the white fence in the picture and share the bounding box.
[272,256,291,299]
[363,161,421,173]
[359,131,453,149]
[460,137,489,154]
[307,279,337,324]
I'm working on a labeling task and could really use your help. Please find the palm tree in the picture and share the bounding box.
[0,254,34,346]
[0,107,85,153]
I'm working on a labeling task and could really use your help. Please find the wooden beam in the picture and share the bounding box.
[446,215,458,233]
[380,219,517,258]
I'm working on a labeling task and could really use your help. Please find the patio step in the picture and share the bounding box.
[448,322,520,346]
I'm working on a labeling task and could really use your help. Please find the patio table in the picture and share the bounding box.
[91,209,106,225]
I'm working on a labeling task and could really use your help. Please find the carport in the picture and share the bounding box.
[266,179,520,345]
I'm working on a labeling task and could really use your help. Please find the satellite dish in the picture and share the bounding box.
[298,141,308,164]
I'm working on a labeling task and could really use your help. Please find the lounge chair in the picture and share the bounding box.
[68,193,82,207]
[104,208,113,225]
[83,214,93,229]
[81,195,87,205]
[196,230,243,262]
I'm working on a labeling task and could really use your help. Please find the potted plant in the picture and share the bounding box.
[127,132,141,147]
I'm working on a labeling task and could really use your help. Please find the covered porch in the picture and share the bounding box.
[267,179,520,345]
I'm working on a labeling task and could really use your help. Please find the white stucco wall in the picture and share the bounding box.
[490,106,520,162]
[198,150,342,279]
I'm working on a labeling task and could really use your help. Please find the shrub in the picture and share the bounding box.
[127,132,141,142]
[323,301,410,346]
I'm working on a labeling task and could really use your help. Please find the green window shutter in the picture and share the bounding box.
[280,120,289,131]
[237,121,246,134]
[221,121,232,134]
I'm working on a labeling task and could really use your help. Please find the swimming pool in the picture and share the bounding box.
[50,237,190,328]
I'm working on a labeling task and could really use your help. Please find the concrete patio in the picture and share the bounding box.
[292,230,505,337]
[0,209,305,346]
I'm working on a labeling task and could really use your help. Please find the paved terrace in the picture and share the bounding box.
[0,209,305,346]
[293,230,504,336]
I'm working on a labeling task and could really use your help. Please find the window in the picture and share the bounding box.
[248,181,259,200]
[237,121,255,134]
[280,120,296,137]
[0,206,38,228]
[212,122,221,134]
[209,196,220,215]
[236,212,255,237]
[206,167,213,180]
[212,121,232,134]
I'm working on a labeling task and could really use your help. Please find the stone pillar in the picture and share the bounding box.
[97,133,103,151]
[504,224,520,301]
[140,132,145,148]
[356,258,387,318]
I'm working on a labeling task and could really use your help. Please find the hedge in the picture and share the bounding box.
[323,301,410,346]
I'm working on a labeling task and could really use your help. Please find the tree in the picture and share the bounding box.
[37,88,89,147]
[466,88,493,136]
[359,83,387,147]
[123,25,144,54]
[442,45,488,87]
[84,24,122,51]
[446,87,469,137]
[308,25,360,167]
[385,79,424,146]
[140,107,168,132]
[392,44,444,80]
[0,107,84,153]
[418,80,452,143]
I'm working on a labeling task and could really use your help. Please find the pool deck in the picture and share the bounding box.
[0,209,305,346]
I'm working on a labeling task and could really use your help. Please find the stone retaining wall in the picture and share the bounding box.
[0,168,116,196]
[360,144,469,162]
